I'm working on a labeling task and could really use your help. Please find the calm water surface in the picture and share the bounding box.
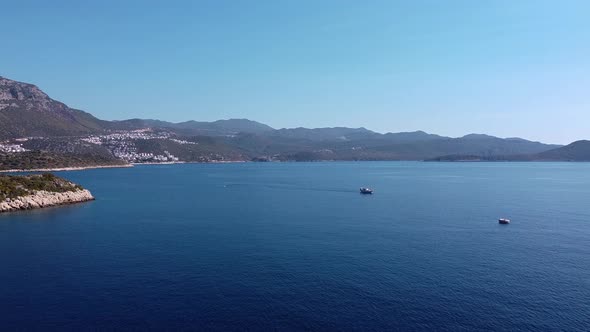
[1,162,589,331]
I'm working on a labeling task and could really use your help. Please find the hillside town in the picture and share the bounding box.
[0,126,246,165]
[80,129,181,162]
[80,128,171,145]
[0,143,27,153]
[1,129,192,163]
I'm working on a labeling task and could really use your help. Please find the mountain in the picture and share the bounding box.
[272,127,378,141]
[452,134,559,155]
[534,140,590,161]
[428,140,590,162]
[0,76,272,138]
[0,76,106,138]
[382,131,447,142]
[172,119,275,135]
[110,118,274,136]
[312,132,560,161]
[108,119,173,131]
[0,75,571,165]
[262,129,556,160]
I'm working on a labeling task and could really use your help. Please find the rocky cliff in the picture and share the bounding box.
[0,189,94,212]
[0,173,95,213]
[0,76,106,138]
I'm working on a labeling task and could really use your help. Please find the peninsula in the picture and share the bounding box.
[0,173,94,213]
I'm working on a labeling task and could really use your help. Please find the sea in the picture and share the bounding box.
[1,162,589,331]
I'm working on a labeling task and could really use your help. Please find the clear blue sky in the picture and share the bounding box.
[2,0,589,144]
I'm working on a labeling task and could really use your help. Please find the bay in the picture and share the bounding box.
[1,162,589,330]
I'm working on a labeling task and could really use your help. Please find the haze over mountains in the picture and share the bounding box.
[1,75,588,165]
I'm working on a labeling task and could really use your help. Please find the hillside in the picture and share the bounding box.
[534,140,590,161]
[0,75,572,166]
[428,141,590,162]
[0,173,84,200]
[271,127,379,141]
[0,151,128,171]
[0,173,94,212]
[251,132,560,161]
[109,118,274,136]
[0,76,106,138]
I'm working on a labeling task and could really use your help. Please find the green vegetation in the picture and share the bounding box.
[134,138,246,162]
[427,141,590,162]
[21,137,116,158]
[0,173,83,201]
[535,140,590,161]
[0,151,128,171]
[3,75,580,163]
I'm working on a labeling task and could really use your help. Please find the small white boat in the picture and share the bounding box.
[499,218,511,224]
[360,187,373,194]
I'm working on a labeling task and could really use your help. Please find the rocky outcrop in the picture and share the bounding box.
[0,189,94,213]
[0,76,67,113]
[0,76,106,138]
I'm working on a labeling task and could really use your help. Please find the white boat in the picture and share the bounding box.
[360,187,373,194]
[499,218,510,224]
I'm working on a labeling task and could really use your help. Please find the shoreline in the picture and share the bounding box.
[0,164,133,173]
[1,160,585,173]
[131,160,248,166]
[0,160,248,173]
[0,189,95,213]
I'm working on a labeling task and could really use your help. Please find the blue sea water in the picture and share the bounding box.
[1,162,589,331]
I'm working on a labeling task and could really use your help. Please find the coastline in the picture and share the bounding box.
[0,189,95,213]
[131,160,248,166]
[0,163,133,173]
[1,160,587,173]
[0,160,249,173]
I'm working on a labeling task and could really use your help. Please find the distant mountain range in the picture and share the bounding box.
[1,75,587,164]
[534,140,590,161]
[109,118,275,136]
[428,140,590,162]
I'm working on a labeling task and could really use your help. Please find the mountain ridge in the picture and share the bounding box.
[534,140,590,161]
[427,140,590,162]
[0,75,560,145]
[2,75,584,165]
[0,76,107,137]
